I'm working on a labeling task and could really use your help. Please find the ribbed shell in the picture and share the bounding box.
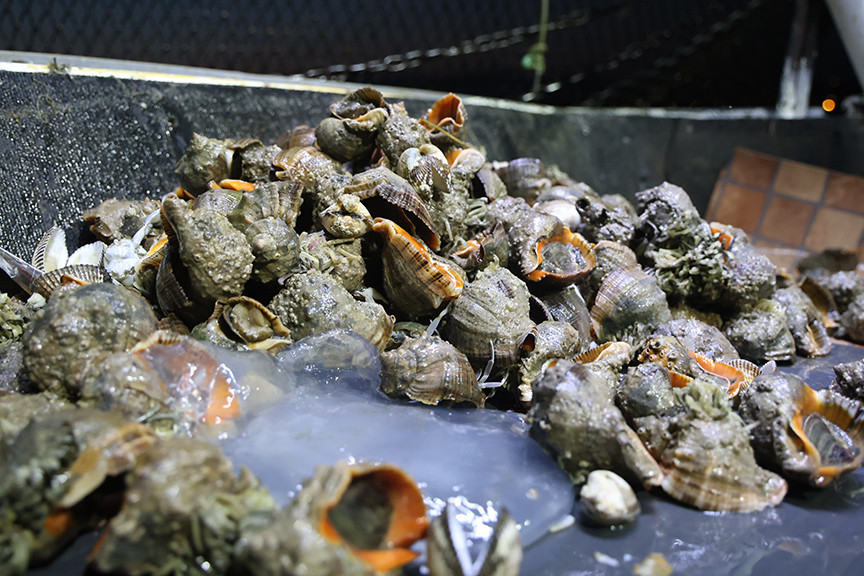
[590,267,671,343]
[346,167,440,250]
[373,219,463,319]
[656,381,788,512]
[660,457,787,513]
[439,266,535,375]
[396,145,451,200]
[380,333,484,407]
[532,285,592,342]
[31,264,110,298]
[427,503,521,576]
[582,241,639,307]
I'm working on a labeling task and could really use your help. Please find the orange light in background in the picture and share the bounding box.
[822,98,836,112]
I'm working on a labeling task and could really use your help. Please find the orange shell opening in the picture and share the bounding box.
[422,93,465,132]
[788,384,860,484]
[214,178,256,192]
[43,508,76,538]
[709,224,735,250]
[687,351,747,397]
[318,465,429,573]
[525,228,596,284]
[133,337,241,425]
[669,371,693,388]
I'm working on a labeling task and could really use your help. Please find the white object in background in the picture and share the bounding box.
[826,0,864,90]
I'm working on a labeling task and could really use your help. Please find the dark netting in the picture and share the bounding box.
[0,0,816,107]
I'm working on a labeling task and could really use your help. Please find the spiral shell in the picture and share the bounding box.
[771,285,833,358]
[316,108,388,163]
[492,158,549,204]
[590,267,671,345]
[737,372,864,487]
[268,270,393,351]
[527,360,663,488]
[380,333,484,407]
[523,228,596,288]
[647,379,788,512]
[159,193,253,307]
[346,167,440,250]
[439,266,535,376]
[329,86,387,119]
[373,218,463,319]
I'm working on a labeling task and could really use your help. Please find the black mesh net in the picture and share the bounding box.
[1,0,804,106]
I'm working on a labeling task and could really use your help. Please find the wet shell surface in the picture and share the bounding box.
[581,240,639,307]
[579,470,640,526]
[372,218,464,319]
[268,270,394,351]
[527,360,664,488]
[346,166,441,250]
[22,283,158,398]
[722,299,796,363]
[160,193,253,304]
[737,372,864,487]
[771,285,833,357]
[243,217,300,285]
[316,108,387,163]
[617,362,676,420]
[590,267,671,345]
[643,379,788,512]
[517,320,584,406]
[380,333,485,407]
[439,266,535,376]
[532,284,592,342]
[193,296,293,354]
[653,318,739,362]
[426,501,522,576]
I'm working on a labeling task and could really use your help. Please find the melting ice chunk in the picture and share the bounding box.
[220,330,575,546]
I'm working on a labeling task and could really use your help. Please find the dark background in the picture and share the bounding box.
[1,0,860,109]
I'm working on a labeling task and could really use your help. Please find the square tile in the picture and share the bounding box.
[752,240,809,273]
[804,208,864,253]
[774,159,828,202]
[728,148,777,190]
[706,183,766,233]
[759,196,814,246]
[824,173,864,214]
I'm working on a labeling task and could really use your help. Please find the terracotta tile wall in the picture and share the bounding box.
[705,148,864,270]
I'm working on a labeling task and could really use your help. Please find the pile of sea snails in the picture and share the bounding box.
[1,85,864,575]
